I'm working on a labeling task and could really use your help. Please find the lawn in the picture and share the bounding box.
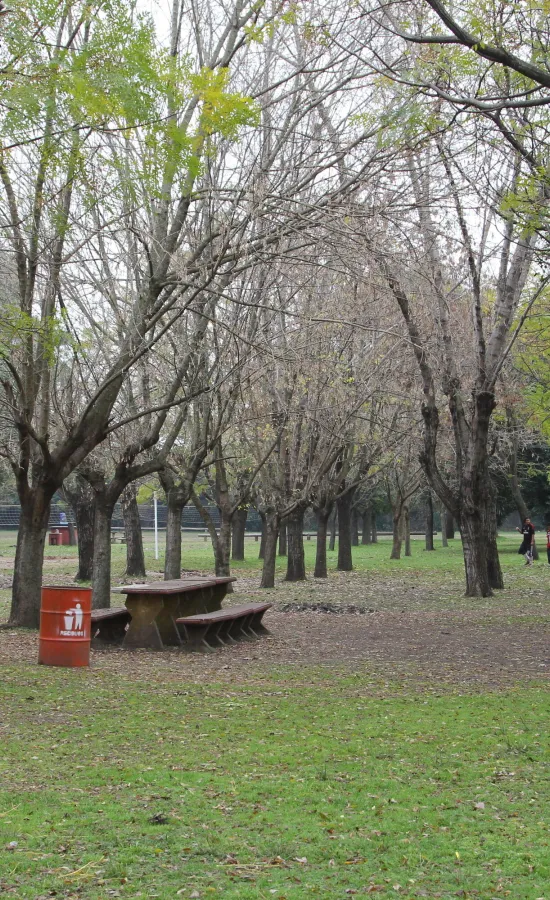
[0,529,544,619]
[0,531,549,899]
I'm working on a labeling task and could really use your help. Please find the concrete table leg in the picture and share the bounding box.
[155,596,183,647]
[123,596,164,650]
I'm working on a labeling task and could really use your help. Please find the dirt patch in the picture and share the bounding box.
[1,607,548,690]
[281,602,376,613]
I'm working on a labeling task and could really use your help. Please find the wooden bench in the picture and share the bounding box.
[176,602,272,652]
[91,607,131,644]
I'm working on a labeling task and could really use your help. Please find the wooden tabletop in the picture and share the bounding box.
[113,577,236,595]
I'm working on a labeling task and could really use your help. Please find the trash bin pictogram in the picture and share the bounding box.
[38,586,92,667]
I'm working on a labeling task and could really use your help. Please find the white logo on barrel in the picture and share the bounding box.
[60,602,85,636]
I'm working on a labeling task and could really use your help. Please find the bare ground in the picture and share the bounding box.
[1,569,549,690]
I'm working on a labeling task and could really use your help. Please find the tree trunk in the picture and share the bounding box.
[390,509,403,560]
[260,512,279,588]
[329,508,336,551]
[122,487,146,578]
[70,479,95,582]
[164,491,185,580]
[440,503,448,548]
[484,490,504,588]
[314,507,331,578]
[285,508,306,581]
[9,488,53,627]
[92,498,115,610]
[192,492,233,590]
[215,516,232,582]
[371,508,378,543]
[258,510,266,559]
[459,510,492,597]
[404,507,411,556]
[425,492,435,551]
[351,508,359,546]
[278,520,287,556]
[445,509,455,540]
[67,522,77,546]
[337,491,354,571]
[361,507,372,544]
[231,507,247,560]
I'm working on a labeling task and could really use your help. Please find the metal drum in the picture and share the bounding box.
[38,586,92,667]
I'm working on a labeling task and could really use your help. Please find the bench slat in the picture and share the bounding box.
[176,602,271,652]
[91,607,129,622]
[177,602,271,626]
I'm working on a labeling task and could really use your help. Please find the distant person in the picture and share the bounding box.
[59,511,68,525]
[546,523,550,565]
[516,517,535,566]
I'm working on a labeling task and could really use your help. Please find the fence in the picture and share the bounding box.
[0,499,263,532]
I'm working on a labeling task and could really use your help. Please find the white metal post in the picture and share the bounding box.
[153,491,158,560]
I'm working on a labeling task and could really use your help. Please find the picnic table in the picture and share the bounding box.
[111,577,236,651]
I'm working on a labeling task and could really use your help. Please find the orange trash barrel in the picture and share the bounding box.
[38,586,92,667]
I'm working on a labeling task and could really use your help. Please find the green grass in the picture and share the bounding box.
[0,529,547,621]
[1,531,549,897]
[0,527,533,583]
[0,671,549,899]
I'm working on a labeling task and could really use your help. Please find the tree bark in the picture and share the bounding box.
[260,511,279,588]
[67,522,77,546]
[278,520,287,556]
[216,516,232,580]
[351,508,359,546]
[122,487,146,578]
[160,446,210,579]
[361,507,372,544]
[258,510,266,559]
[92,497,115,609]
[484,488,504,588]
[164,490,185,580]
[231,507,247,560]
[65,476,95,582]
[285,508,306,581]
[329,508,337,551]
[445,509,455,540]
[191,492,233,588]
[390,510,403,560]
[337,490,354,571]
[75,498,95,580]
[440,502,448,547]
[425,492,435,551]
[404,506,411,556]
[371,508,378,543]
[459,510,492,597]
[9,487,53,627]
[314,507,331,578]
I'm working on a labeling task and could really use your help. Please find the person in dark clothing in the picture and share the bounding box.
[516,517,535,566]
[546,523,550,565]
